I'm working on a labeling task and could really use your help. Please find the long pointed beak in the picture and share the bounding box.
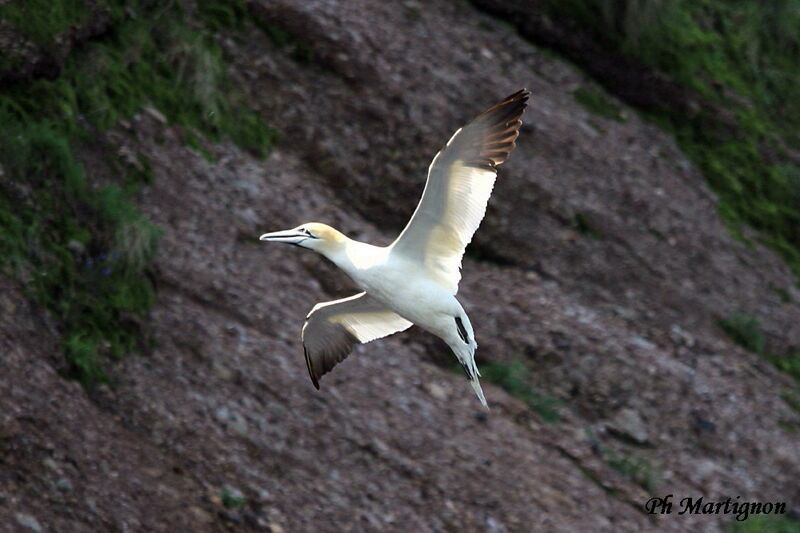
[259,229,308,245]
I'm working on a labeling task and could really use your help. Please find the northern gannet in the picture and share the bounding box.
[260,89,529,407]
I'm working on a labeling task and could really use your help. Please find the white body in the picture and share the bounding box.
[325,238,484,404]
[330,241,472,346]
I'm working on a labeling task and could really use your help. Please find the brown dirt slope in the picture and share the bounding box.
[1,0,799,532]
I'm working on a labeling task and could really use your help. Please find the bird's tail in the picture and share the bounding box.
[470,377,488,409]
[455,342,489,409]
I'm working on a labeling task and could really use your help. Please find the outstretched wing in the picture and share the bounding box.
[301,292,413,389]
[390,89,529,293]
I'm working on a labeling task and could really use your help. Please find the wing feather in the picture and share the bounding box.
[301,292,413,389]
[390,89,529,293]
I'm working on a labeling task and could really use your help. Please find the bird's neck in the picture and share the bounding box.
[322,238,386,276]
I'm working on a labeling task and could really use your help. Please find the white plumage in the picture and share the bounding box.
[260,89,530,407]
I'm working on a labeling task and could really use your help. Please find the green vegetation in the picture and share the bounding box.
[572,86,625,122]
[481,360,562,422]
[0,122,159,385]
[197,0,316,63]
[773,355,800,383]
[779,388,800,433]
[0,0,276,386]
[220,486,247,509]
[719,312,800,383]
[0,0,93,51]
[769,283,792,304]
[574,212,604,239]
[548,0,800,279]
[606,450,660,494]
[587,431,661,493]
[1,1,277,157]
[719,313,800,432]
[782,391,800,415]
[718,312,800,423]
[728,515,800,533]
[718,312,765,354]
[258,23,315,63]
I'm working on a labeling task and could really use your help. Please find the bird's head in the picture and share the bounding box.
[259,222,346,254]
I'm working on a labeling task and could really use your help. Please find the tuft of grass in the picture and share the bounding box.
[220,487,247,509]
[718,312,765,354]
[773,355,800,383]
[574,212,604,239]
[0,0,277,386]
[606,450,660,494]
[782,390,800,415]
[573,86,625,122]
[728,515,800,533]
[778,389,800,434]
[718,312,800,385]
[769,284,792,304]
[481,360,561,422]
[260,23,315,63]
[197,0,250,31]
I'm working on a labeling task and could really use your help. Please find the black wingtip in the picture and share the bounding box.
[500,88,531,107]
[462,88,530,170]
[509,88,531,99]
[303,345,321,390]
[480,89,530,128]
[501,88,530,115]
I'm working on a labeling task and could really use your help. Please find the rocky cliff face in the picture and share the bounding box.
[1,1,799,532]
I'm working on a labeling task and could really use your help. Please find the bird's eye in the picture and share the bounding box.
[302,228,315,238]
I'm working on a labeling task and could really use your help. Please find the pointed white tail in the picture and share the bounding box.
[471,378,489,409]
[453,339,489,409]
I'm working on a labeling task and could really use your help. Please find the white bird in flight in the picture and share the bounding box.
[260,89,529,407]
